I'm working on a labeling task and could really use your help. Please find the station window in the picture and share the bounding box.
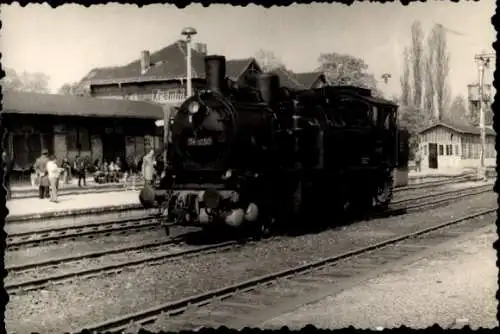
[423,144,428,156]
[438,144,444,156]
[455,145,459,156]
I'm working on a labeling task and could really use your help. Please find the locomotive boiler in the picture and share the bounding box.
[139,54,409,236]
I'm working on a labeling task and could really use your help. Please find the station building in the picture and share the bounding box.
[77,40,327,105]
[2,91,164,180]
[418,121,496,170]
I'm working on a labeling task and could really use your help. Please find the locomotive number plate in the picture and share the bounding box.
[187,137,213,146]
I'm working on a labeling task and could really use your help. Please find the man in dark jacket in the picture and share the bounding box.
[74,155,87,187]
[2,151,14,200]
[34,149,50,199]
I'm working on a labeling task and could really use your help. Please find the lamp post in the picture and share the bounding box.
[474,53,493,180]
[181,27,197,98]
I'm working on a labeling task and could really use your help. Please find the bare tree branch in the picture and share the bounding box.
[254,49,285,73]
[1,68,51,93]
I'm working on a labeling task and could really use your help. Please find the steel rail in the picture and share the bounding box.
[6,240,238,293]
[391,183,492,207]
[394,174,475,192]
[6,183,492,294]
[6,215,164,249]
[6,236,186,273]
[77,207,496,333]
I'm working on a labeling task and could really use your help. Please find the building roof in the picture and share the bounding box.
[80,41,259,86]
[271,67,307,90]
[419,120,496,136]
[2,91,164,120]
[294,72,326,88]
[225,58,261,81]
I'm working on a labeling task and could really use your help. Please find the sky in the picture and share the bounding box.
[0,2,495,99]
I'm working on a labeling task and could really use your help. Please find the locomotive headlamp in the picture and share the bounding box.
[188,101,200,114]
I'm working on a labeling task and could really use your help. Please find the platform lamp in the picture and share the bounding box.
[181,27,198,98]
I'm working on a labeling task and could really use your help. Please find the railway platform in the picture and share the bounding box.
[6,190,143,223]
[260,224,497,330]
[9,175,144,199]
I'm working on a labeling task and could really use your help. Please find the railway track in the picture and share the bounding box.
[5,183,492,295]
[7,181,490,251]
[77,208,495,333]
[394,173,476,192]
[6,215,163,250]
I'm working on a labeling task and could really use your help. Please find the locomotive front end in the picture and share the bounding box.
[140,54,269,233]
[152,172,261,229]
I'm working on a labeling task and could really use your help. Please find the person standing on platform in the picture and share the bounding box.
[61,158,72,184]
[141,149,156,186]
[34,149,50,199]
[2,151,14,200]
[74,154,87,187]
[46,155,62,203]
[415,148,422,173]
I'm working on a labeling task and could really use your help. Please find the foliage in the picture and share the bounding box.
[428,24,451,120]
[400,47,411,107]
[423,39,435,118]
[316,52,378,90]
[398,104,432,159]
[447,95,471,125]
[58,82,81,95]
[398,104,431,137]
[410,21,424,109]
[1,68,51,93]
[254,49,286,73]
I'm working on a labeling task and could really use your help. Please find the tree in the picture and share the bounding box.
[423,40,436,119]
[400,47,411,107]
[410,21,424,109]
[1,68,51,93]
[58,82,80,95]
[254,49,285,73]
[316,52,378,90]
[428,24,451,121]
[448,95,471,125]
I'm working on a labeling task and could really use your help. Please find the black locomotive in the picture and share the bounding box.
[139,54,409,236]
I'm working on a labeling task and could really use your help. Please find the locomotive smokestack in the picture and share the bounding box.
[257,73,280,105]
[204,55,226,93]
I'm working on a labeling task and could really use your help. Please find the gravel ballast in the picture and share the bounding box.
[261,226,498,329]
[6,192,496,333]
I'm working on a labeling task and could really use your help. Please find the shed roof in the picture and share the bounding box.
[80,41,260,86]
[270,67,307,90]
[419,120,496,136]
[2,91,164,120]
[294,72,326,88]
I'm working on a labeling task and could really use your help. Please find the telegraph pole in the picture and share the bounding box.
[474,52,494,180]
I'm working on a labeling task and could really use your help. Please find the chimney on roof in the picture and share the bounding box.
[193,43,208,55]
[140,50,151,74]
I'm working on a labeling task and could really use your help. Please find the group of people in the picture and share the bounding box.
[93,157,124,184]
[1,148,164,202]
[33,149,65,202]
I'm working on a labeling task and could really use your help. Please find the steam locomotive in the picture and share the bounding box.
[139,54,409,236]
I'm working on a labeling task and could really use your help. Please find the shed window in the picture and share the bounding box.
[438,144,444,156]
[423,144,428,156]
[472,143,479,159]
[445,144,452,156]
